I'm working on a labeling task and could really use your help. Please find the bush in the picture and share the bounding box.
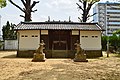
[101,36,107,51]
[102,34,120,53]
[0,40,3,49]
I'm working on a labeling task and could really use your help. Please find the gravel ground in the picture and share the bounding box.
[0,51,120,80]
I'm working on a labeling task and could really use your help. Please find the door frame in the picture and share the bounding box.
[52,40,68,50]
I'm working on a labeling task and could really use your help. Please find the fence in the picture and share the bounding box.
[4,40,18,50]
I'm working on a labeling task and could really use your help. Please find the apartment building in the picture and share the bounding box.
[93,1,120,35]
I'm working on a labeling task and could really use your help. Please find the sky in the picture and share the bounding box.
[0,0,119,33]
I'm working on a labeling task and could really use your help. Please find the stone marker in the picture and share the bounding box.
[32,40,46,62]
[73,40,88,62]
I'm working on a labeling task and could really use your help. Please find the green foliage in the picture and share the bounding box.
[101,36,107,50]
[113,29,120,34]
[102,34,120,52]
[0,40,3,48]
[2,21,17,40]
[109,34,119,47]
[0,0,6,8]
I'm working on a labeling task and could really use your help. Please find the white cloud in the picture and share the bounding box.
[33,15,48,22]
[44,0,77,9]
[45,3,53,9]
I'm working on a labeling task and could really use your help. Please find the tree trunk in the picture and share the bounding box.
[82,1,87,22]
[25,0,31,21]
[25,12,31,21]
[82,13,87,22]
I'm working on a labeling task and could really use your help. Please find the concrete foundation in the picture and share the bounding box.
[17,50,102,58]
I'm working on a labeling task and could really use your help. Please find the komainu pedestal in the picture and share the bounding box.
[73,40,88,62]
[32,40,46,62]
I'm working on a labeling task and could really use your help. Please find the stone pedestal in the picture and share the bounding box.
[32,53,46,62]
[74,54,88,62]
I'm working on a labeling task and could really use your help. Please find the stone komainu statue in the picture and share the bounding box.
[36,40,45,54]
[74,40,85,55]
[32,40,46,62]
[74,40,88,62]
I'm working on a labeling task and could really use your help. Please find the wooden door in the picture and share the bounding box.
[49,30,70,58]
[49,30,70,50]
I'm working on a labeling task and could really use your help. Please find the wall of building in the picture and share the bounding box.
[4,40,18,50]
[72,30,79,35]
[18,30,40,50]
[80,31,101,50]
[41,30,48,35]
[17,30,102,58]
[93,4,99,23]
[72,30,102,50]
[93,2,120,35]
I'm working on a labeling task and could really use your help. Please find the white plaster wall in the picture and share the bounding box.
[41,30,48,35]
[80,31,101,50]
[72,30,79,35]
[18,30,40,50]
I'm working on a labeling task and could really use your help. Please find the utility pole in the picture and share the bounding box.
[106,14,110,57]
[105,3,110,57]
[0,15,1,35]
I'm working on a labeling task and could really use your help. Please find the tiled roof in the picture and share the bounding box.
[15,22,104,31]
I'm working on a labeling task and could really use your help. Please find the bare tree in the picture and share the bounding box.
[9,0,39,21]
[76,0,100,22]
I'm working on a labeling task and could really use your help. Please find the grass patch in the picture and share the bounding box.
[114,54,120,58]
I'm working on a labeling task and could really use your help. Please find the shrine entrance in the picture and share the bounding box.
[49,30,71,58]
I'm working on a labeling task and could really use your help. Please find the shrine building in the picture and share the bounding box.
[15,21,103,58]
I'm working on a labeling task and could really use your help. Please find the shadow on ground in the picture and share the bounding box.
[2,54,17,58]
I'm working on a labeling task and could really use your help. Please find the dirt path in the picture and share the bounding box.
[0,51,120,80]
[0,51,16,58]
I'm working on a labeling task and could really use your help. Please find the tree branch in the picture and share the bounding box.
[78,0,83,3]
[9,0,25,12]
[78,17,82,22]
[21,0,26,7]
[76,3,83,11]
[89,19,94,23]
[20,15,25,18]
[87,13,97,18]
[86,3,93,16]
[91,0,100,4]
[30,1,39,9]
[86,0,99,20]
[32,9,37,12]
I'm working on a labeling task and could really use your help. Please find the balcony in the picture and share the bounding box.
[107,10,120,13]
